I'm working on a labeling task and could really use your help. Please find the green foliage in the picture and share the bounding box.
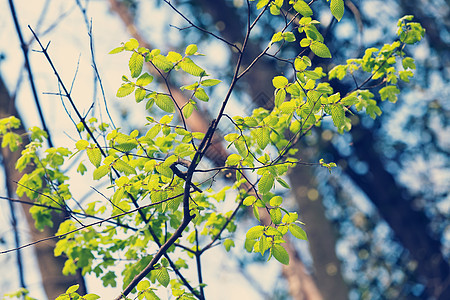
[0,1,424,298]
[53,284,100,300]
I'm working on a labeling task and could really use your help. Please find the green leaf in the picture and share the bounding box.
[253,204,261,222]
[259,171,274,194]
[402,57,416,70]
[185,44,198,56]
[66,284,79,294]
[194,87,209,101]
[330,0,344,21]
[271,32,283,44]
[270,196,283,206]
[200,79,221,87]
[226,153,242,166]
[179,57,206,77]
[114,160,136,175]
[223,239,235,252]
[116,83,135,98]
[93,165,110,180]
[330,104,345,129]
[272,244,289,265]
[156,163,173,178]
[379,85,400,102]
[155,94,175,113]
[256,0,269,10]
[289,224,308,240]
[152,55,173,72]
[245,238,257,252]
[243,195,256,206]
[114,141,138,152]
[276,177,291,189]
[293,0,313,17]
[154,267,170,287]
[136,73,153,86]
[129,52,144,78]
[182,102,195,119]
[109,46,124,54]
[310,41,332,58]
[75,140,89,150]
[272,76,288,89]
[167,51,183,63]
[77,162,87,175]
[270,207,282,224]
[135,88,146,103]
[283,32,296,42]
[246,225,264,240]
[124,38,139,50]
[258,235,269,255]
[274,89,286,107]
[86,147,102,168]
[256,127,270,150]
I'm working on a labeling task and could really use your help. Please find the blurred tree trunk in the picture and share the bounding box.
[330,123,450,299]
[0,75,86,299]
[288,145,349,300]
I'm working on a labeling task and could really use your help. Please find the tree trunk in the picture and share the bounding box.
[288,146,349,300]
[335,124,450,299]
[0,75,86,299]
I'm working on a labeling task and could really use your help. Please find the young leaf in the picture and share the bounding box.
[272,76,289,89]
[117,83,135,98]
[129,52,144,78]
[256,0,270,10]
[270,207,282,224]
[259,171,274,194]
[185,44,198,56]
[194,87,209,101]
[246,225,264,240]
[256,127,270,150]
[243,195,256,206]
[269,196,283,207]
[293,0,313,17]
[155,94,175,113]
[93,165,110,180]
[179,58,207,77]
[200,79,221,86]
[124,38,139,50]
[272,244,290,265]
[109,46,124,54]
[253,205,261,222]
[114,160,136,175]
[167,51,183,63]
[152,54,173,72]
[154,267,170,287]
[289,224,308,240]
[310,41,332,58]
[137,280,150,291]
[226,153,242,166]
[330,0,344,21]
[135,88,146,103]
[330,104,345,129]
[274,89,286,107]
[276,177,291,189]
[136,73,153,86]
[86,147,102,168]
[223,239,235,252]
[66,284,79,294]
[75,140,89,150]
[182,102,195,119]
